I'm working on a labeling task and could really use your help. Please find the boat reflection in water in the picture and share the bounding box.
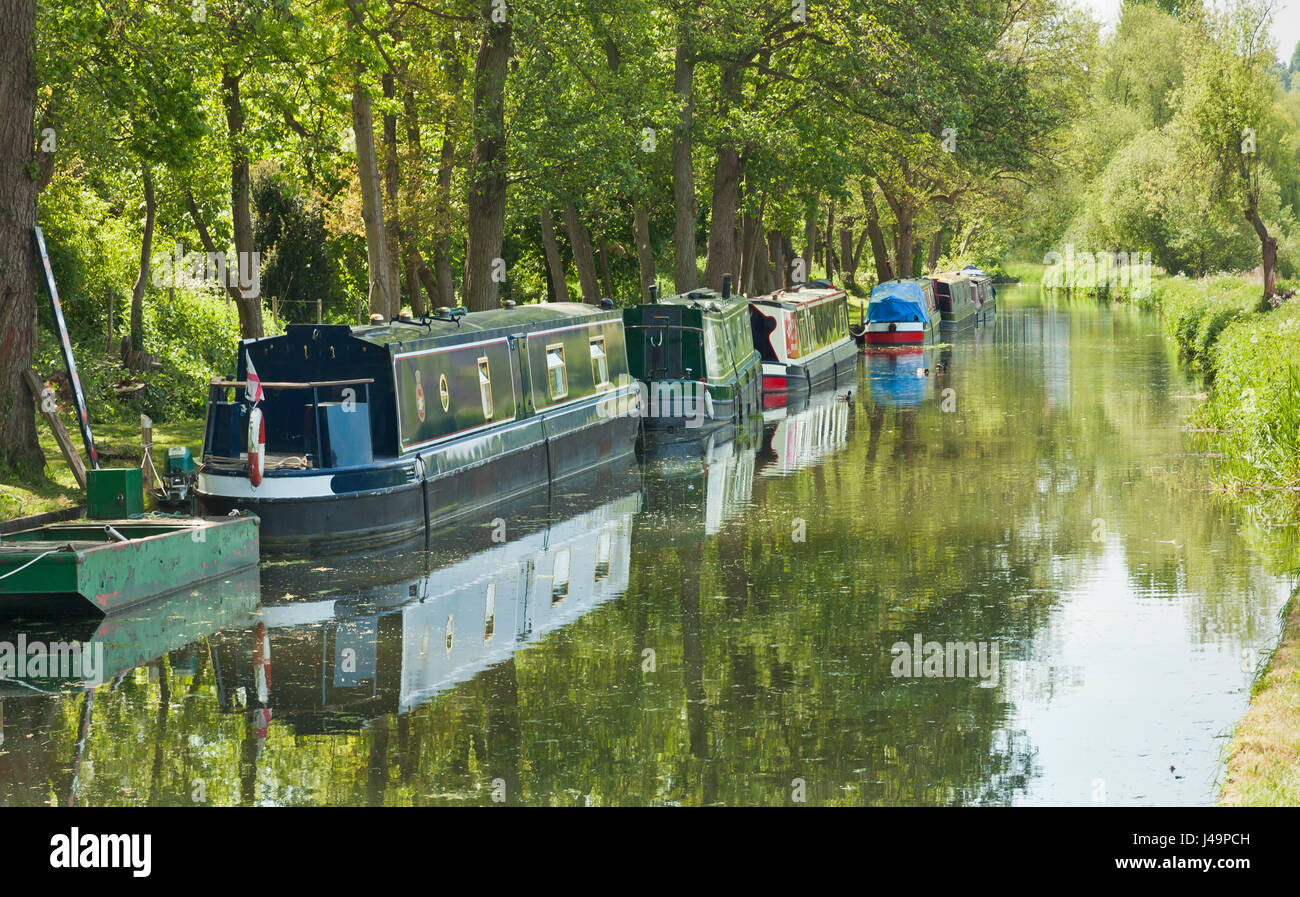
[0,570,261,806]
[864,347,931,409]
[639,415,759,538]
[209,464,640,730]
[757,383,853,476]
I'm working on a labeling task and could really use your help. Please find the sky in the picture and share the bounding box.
[1077,0,1300,64]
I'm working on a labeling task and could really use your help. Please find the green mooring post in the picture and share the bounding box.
[86,468,143,518]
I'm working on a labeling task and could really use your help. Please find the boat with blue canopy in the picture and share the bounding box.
[860,278,941,346]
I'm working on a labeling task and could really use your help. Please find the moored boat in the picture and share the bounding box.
[623,282,761,431]
[862,278,941,346]
[0,515,259,616]
[748,280,857,408]
[931,272,977,332]
[195,303,641,553]
[960,265,997,324]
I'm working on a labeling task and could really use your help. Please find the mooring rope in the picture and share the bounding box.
[0,549,62,582]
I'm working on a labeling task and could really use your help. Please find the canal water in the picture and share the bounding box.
[0,285,1292,806]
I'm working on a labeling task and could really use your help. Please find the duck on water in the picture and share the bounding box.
[195,303,641,553]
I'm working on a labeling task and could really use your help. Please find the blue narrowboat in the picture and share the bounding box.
[195,304,641,552]
[861,278,941,346]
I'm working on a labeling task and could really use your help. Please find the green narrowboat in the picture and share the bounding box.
[623,282,762,431]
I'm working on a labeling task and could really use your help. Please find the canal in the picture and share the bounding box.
[0,285,1291,806]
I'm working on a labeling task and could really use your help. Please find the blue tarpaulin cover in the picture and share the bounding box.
[868,280,931,323]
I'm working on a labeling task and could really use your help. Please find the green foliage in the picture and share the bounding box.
[1197,300,1300,487]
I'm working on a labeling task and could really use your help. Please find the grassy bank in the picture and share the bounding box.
[1220,588,1300,805]
[0,417,205,522]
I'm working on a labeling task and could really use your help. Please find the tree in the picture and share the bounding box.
[0,0,45,470]
[1179,0,1288,298]
[463,3,511,312]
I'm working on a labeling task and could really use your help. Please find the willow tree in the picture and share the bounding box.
[1179,0,1289,300]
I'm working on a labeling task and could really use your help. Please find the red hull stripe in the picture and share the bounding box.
[864,331,927,344]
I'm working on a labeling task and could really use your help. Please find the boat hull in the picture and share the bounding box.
[760,338,857,408]
[197,408,640,553]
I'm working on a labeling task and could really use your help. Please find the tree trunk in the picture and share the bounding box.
[838,223,859,291]
[223,69,264,337]
[0,0,44,470]
[802,200,818,282]
[926,229,943,274]
[563,204,600,303]
[702,145,741,291]
[896,208,916,278]
[958,224,977,256]
[352,74,394,321]
[862,185,893,284]
[633,202,655,301]
[539,203,570,303]
[463,9,511,312]
[596,233,615,301]
[126,164,155,370]
[434,129,456,308]
[824,201,837,281]
[671,22,698,293]
[1246,206,1278,299]
[403,88,425,317]
[768,231,786,290]
[382,70,403,319]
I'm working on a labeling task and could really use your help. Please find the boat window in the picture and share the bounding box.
[546,343,568,400]
[590,336,609,386]
[478,356,493,419]
[439,373,450,412]
[551,549,571,604]
[484,581,496,641]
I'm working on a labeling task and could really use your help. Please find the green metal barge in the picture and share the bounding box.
[0,515,259,616]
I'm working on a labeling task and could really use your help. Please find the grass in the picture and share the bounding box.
[1220,588,1300,805]
[0,416,205,522]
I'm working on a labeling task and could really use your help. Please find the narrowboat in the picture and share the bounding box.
[623,282,761,431]
[861,278,941,346]
[195,303,641,553]
[960,265,997,324]
[748,280,858,408]
[930,272,977,332]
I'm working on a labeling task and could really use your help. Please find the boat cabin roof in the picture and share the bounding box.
[930,272,973,285]
[751,281,846,310]
[870,278,934,301]
[650,288,751,314]
[288,302,614,356]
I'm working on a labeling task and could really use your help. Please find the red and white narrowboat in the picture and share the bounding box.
[748,281,858,408]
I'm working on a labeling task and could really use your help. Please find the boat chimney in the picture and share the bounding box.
[649,284,659,304]
[600,297,614,310]
[722,274,732,299]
